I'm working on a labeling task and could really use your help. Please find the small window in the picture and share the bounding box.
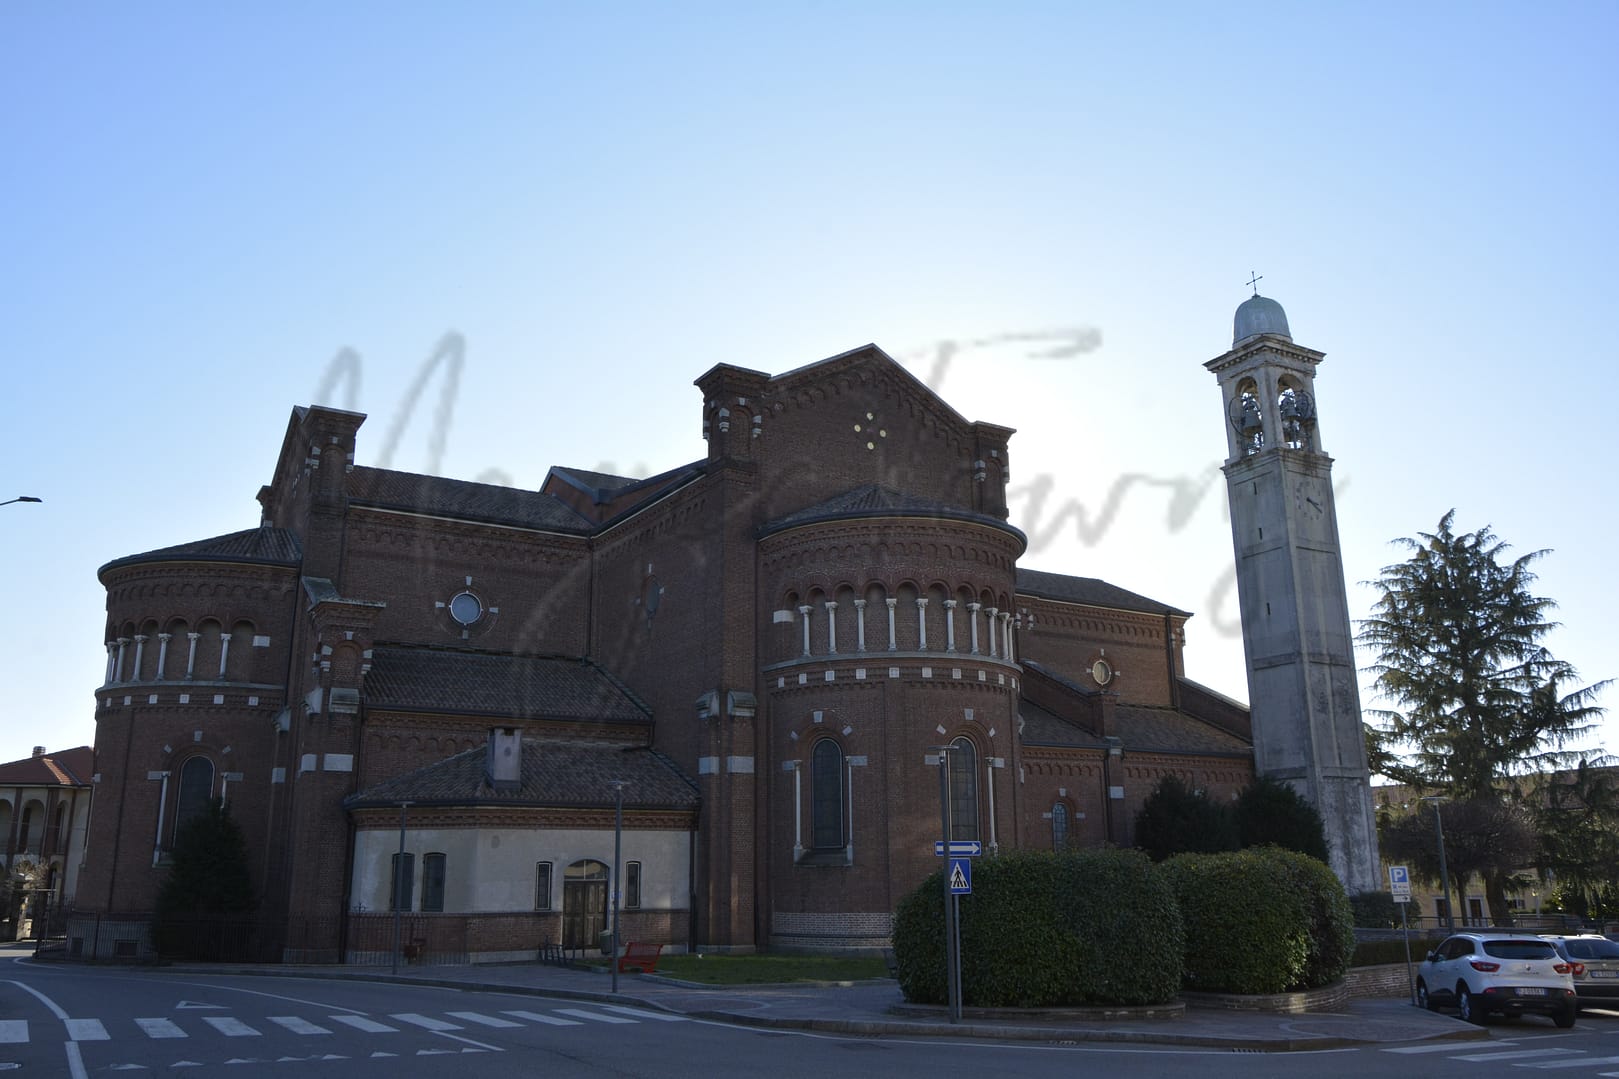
[449,591,483,626]
[173,757,215,843]
[625,861,641,909]
[391,852,415,912]
[421,853,446,913]
[535,861,552,910]
[1051,803,1069,851]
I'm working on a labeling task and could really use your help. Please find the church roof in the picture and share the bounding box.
[363,646,652,725]
[344,740,699,811]
[1018,699,1249,755]
[0,746,93,787]
[347,466,594,533]
[1016,568,1188,617]
[99,526,303,579]
[759,484,1024,540]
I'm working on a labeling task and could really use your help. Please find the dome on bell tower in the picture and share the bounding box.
[1233,294,1291,346]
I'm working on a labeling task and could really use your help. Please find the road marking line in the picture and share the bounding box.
[1,980,69,1020]
[268,1016,331,1035]
[431,1032,502,1051]
[500,1010,582,1026]
[329,1015,398,1033]
[0,1021,25,1043]
[64,1019,108,1041]
[1451,1048,1580,1062]
[135,1018,188,1039]
[1520,1058,1619,1070]
[202,1016,262,1037]
[1385,1043,1512,1054]
[389,1014,463,1031]
[445,1012,522,1028]
[597,1004,689,1022]
[555,1008,636,1024]
[65,1042,88,1079]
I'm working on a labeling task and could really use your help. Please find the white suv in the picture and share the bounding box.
[1417,932,1578,1027]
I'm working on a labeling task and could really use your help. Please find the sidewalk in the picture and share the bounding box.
[124,954,1490,1052]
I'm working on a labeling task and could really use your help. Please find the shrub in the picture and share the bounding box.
[1254,847,1356,988]
[1349,889,1399,929]
[1234,777,1330,861]
[1134,775,1238,861]
[892,849,1184,1007]
[1162,849,1308,994]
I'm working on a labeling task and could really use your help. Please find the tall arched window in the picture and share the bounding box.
[173,757,215,842]
[1052,802,1070,851]
[811,739,845,851]
[948,737,979,842]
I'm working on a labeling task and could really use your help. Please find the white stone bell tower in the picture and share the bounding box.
[1205,292,1380,893]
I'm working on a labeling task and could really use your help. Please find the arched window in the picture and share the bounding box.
[948,737,979,842]
[1229,378,1264,456]
[811,739,845,851]
[173,757,215,842]
[1052,802,1070,851]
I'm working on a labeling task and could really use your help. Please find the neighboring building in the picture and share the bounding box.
[0,745,94,938]
[76,297,1366,961]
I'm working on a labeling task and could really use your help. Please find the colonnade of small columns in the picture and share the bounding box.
[793,596,1018,662]
[103,624,247,684]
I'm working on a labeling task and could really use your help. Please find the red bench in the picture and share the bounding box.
[617,941,663,973]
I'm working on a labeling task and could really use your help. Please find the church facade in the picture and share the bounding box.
[75,299,1361,960]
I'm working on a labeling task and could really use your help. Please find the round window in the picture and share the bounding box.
[449,591,484,626]
[1091,659,1113,686]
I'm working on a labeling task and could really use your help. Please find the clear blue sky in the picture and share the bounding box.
[3,2,1613,771]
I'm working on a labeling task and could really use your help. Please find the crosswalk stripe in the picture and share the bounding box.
[500,1010,582,1027]
[1385,1043,1511,1055]
[596,1004,688,1022]
[445,1012,523,1028]
[1521,1057,1619,1070]
[0,1021,26,1043]
[329,1015,398,1034]
[555,1008,636,1025]
[135,1018,187,1039]
[389,1013,463,1031]
[1452,1049,1581,1062]
[65,1018,108,1041]
[268,1016,332,1035]
[202,1016,261,1037]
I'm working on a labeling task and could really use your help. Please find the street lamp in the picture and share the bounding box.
[1,496,42,507]
[1422,796,1454,931]
[391,801,413,975]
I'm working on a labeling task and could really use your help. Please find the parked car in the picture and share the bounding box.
[1542,935,1619,1010]
[1417,932,1578,1027]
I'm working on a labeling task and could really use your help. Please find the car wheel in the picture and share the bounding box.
[1554,1007,1576,1030]
[1459,987,1486,1025]
[1417,980,1438,1011]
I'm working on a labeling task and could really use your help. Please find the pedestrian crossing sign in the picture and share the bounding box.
[948,857,972,894]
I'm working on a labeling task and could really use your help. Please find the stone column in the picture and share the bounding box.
[217,628,232,679]
[943,599,957,652]
[114,637,129,682]
[852,599,867,652]
[884,598,898,651]
[798,606,813,657]
[986,607,999,658]
[131,635,147,681]
[155,633,172,681]
[966,604,981,654]
[185,632,200,679]
[824,601,838,654]
[915,597,929,650]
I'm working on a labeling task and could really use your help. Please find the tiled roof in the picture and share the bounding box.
[345,740,699,810]
[1018,700,1249,755]
[1016,567,1188,617]
[99,526,302,578]
[347,466,593,534]
[364,646,651,724]
[0,746,94,787]
[761,484,1023,539]
[547,467,645,494]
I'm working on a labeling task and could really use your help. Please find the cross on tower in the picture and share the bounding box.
[1246,271,1263,296]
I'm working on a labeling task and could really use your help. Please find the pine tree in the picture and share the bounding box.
[1358,510,1608,797]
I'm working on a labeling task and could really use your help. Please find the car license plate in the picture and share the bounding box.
[1589,970,1617,979]
[1516,988,1547,996]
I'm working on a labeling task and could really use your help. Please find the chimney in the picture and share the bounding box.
[32,746,45,758]
[486,727,522,792]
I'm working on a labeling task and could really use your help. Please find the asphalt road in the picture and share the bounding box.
[5,954,1619,1078]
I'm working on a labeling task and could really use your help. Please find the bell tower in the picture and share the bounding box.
[1205,292,1379,893]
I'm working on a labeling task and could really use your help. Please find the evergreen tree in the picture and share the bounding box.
[1234,776,1330,862]
[1133,774,1237,861]
[1358,510,1608,797]
[154,799,255,918]
[1534,761,1619,919]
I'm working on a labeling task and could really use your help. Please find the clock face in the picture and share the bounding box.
[1292,478,1326,523]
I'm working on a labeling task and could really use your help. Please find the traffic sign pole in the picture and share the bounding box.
[936,749,962,1024]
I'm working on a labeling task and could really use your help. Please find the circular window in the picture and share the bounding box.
[449,591,484,626]
[1091,659,1113,686]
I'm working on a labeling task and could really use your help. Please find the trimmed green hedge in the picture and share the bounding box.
[1259,847,1356,988]
[1162,849,1309,994]
[892,849,1183,1007]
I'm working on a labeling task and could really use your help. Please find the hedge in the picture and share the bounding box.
[1162,849,1310,994]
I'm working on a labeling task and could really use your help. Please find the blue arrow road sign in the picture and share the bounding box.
[934,840,983,856]
[948,857,972,894]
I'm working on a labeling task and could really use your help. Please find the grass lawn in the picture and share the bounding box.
[605,953,892,985]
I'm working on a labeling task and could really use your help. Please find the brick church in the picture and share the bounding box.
[74,296,1375,960]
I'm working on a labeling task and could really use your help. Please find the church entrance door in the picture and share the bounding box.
[562,859,608,950]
